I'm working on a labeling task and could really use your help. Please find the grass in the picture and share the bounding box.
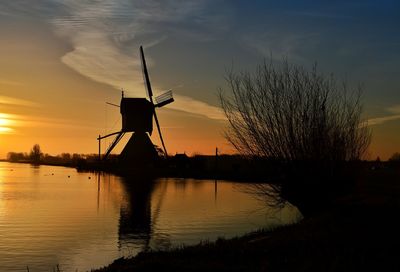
[93,166,400,272]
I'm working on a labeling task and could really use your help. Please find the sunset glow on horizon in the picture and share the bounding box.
[0,113,14,135]
[1,1,400,159]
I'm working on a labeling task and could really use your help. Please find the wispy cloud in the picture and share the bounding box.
[0,112,96,135]
[368,104,400,126]
[0,0,228,120]
[387,105,400,114]
[368,114,400,126]
[51,1,203,92]
[0,95,39,107]
[169,96,225,120]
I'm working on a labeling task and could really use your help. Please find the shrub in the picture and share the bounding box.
[219,60,371,216]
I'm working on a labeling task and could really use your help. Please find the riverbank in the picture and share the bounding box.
[4,155,286,182]
[94,166,400,271]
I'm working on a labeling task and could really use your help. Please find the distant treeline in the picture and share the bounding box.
[6,144,400,182]
[7,151,104,166]
[6,147,283,180]
[7,144,115,166]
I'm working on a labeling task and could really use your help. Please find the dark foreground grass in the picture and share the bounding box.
[94,167,400,272]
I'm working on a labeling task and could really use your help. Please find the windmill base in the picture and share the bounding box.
[119,132,159,165]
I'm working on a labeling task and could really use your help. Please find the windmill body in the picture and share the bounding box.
[119,97,158,163]
[97,46,174,166]
[120,98,153,134]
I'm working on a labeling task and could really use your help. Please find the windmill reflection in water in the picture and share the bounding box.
[118,176,170,253]
[94,173,170,254]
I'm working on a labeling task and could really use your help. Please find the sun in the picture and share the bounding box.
[0,117,9,126]
[0,114,13,134]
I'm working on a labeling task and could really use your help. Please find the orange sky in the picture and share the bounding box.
[1,2,400,160]
[0,20,232,158]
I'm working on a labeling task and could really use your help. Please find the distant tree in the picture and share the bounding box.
[71,153,84,165]
[30,144,42,163]
[72,153,81,161]
[219,60,371,216]
[61,153,71,162]
[7,152,27,162]
[389,152,400,162]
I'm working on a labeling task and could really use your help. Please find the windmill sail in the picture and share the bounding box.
[153,110,168,157]
[140,46,168,158]
[140,46,153,100]
[155,90,174,108]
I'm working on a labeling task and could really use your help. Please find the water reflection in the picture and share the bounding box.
[118,176,154,253]
[117,176,174,253]
[0,162,301,271]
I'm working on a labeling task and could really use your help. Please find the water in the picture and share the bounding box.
[0,162,301,271]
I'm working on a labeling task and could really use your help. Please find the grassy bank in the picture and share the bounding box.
[94,167,400,272]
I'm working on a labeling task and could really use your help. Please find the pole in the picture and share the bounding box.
[98,135,101,161]
[215,147,219,174]
[215,147,218,202]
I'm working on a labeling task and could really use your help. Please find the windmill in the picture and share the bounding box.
[97,46,174,163]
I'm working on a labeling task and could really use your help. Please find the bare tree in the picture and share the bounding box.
[219,60,371,215]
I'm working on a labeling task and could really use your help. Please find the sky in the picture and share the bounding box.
[0,0,399,159]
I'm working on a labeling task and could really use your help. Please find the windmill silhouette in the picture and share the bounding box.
[97,46,174,163]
